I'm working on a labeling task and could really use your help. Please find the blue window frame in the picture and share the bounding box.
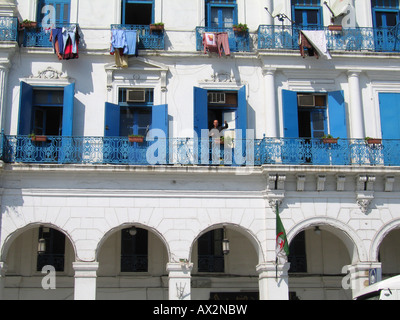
[291,0,322,29]
[105,88,168,138]
[122,0,154,25]
[371,0,400,50]
[18,82,75,137]
[37,0,71,25]
[206,0,237,28]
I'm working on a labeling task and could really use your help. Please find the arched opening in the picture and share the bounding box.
[378,227,400,278]
[190,224,260,300]
[96,224,169,300]
[2,224,76,300]
[288,225,354,300]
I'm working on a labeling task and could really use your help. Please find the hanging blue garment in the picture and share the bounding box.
[111,29,128,55]
[125,30,138,56]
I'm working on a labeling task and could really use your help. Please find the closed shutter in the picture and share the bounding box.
[193,87,208,138]
[151,104,168,138]
[62,82,75,137]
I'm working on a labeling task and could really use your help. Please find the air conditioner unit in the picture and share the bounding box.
[127,89,146,103]
[208,92,226,104]
[298,94,315,107]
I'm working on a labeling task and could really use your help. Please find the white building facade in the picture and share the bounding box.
[0,0,399,300]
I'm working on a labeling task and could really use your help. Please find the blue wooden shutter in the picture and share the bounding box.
[193,87,208,138]
[237,85,248,137]
[328,90,347,138]
[104,102,120,137]
[379,92,400,139]
[152,104,169,137]
[62,82,75,137]
[282,89,299,138]
[18,82,33,135]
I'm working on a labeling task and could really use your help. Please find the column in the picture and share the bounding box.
[0,64,10,132]
[73,261,99,300]
[347,70,365,139]
[344,262,382,299]
[263,68,278,138]
[0,262,7,300]
[265,0,274,25]
[167,262,193,300]
[257,262,290,300]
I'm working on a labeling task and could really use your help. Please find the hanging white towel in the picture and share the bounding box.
[300,30,332,60]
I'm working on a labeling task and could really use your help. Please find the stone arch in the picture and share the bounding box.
[189,222,265,265]
[286,217,366,264]
[370,218,400,262]
[95,222,171,262]
[0,222,77,262]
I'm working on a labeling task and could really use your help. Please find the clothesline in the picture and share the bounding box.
[202,32,231,57]
[110,29,139,68]
[50,25,80,60]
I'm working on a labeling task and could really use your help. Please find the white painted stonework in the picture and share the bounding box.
[0,0,399,300]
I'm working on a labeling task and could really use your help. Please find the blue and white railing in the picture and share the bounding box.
[1,135,399,167]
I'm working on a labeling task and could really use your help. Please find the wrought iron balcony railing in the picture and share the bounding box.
[196,26,250,53]
[0,16,18,42]
[1,135,399,167]
[258,25,400,52]
[23,23,79,48]
[111,24,164,50]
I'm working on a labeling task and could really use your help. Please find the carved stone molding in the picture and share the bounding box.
[204,71,235,83]
[356,191,374,214]
[30,67,68,80]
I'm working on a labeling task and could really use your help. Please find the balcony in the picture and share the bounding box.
[1,135,399,167]
[23,23,79,48]
[196,26,250,53]
[258,25,400,53]
[0,16,18,42]
[111,24,164,50]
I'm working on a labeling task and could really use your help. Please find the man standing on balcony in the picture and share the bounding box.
[209,120,228,138]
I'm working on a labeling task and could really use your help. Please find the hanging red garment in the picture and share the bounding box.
[216,32,230,57]
[203,32,218,54]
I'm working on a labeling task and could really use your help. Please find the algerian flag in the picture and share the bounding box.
[275,203,289,264]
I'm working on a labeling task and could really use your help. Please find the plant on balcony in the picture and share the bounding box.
[29,133,47,142]
[321,134,338,144]
[365,137,382,145]
[150,22,164,33]
[128,135,144,143]
[19,19,37,29]
[233,23,248,33]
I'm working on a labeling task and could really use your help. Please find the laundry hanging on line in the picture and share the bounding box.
[110,29,139,67]
[50,25,80,60]
[299,30,332,60]
[202,32,231,57]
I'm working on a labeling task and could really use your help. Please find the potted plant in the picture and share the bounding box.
[365,137,382,144]
[233,23,248,33]
[128,135,144,143]
[150,22,164,33]
[19,19,37,29]
[29,133,47,142]
[321,134,338,144]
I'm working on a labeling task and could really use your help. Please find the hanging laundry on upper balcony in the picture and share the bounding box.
[299,30,332,60]
[110,29,139,68]
[50,25,80,60]
[202,32,230,57]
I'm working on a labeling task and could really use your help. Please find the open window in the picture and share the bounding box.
[105,88,168,138]
[282,90,347,139]
[122,0,154,25]
[194,86,247,139]
[18,82,75,137]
